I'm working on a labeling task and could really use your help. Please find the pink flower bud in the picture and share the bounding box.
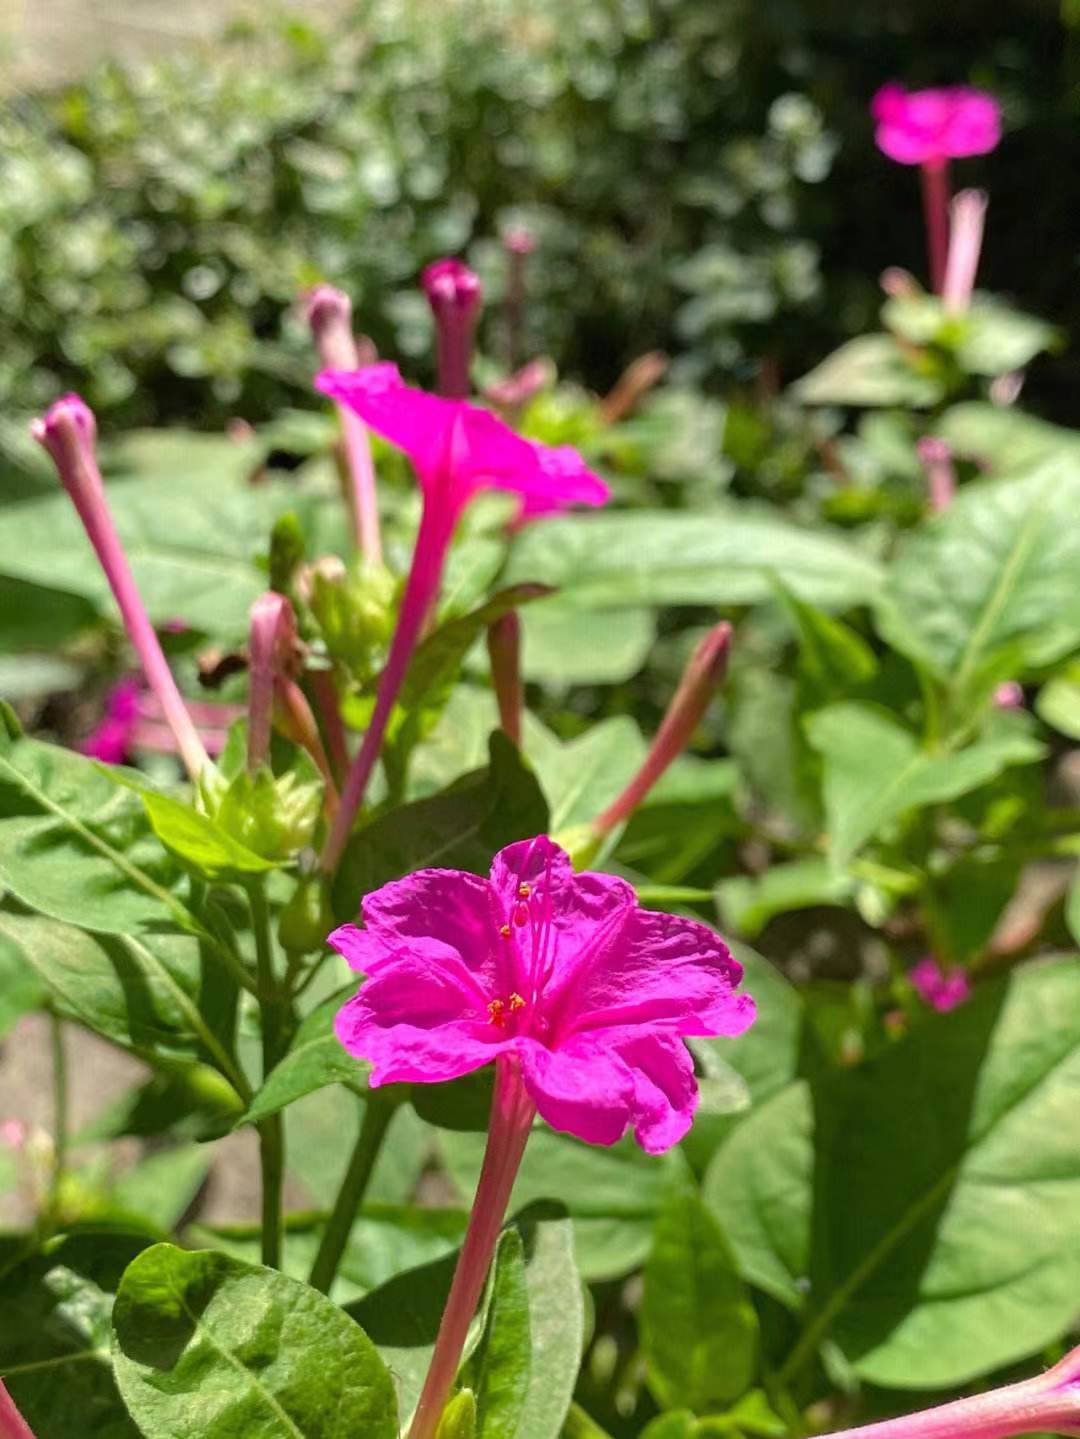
[942,188,988,313]
[422,258,483,399]
[993,680,1024,710]
[595,623,733,835]
[32,396,209,783]
[917,436,957,512]
[486,612,523,747]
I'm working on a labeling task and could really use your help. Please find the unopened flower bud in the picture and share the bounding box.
[916,436,956,513]
[31,395,209,782]
[942,188,988,314]
[422,258,482,399]
[486,612,523,747]
[592,623,733,837]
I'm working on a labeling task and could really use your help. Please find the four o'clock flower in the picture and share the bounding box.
[314,363,609,872]
[303,285,382,566]
[422,258,483,399]
[810,1338,1080,1439]
[330,833,753,1439]
[871,83,1001,294]
[942,188,988,314]
[0,1381,36,1439]
[31,395,210,783]
[910,956,971,1013]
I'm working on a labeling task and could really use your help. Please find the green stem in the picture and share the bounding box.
[309,1094,396,1294]
[249,882,286,1270]
[47,1013,68,1228]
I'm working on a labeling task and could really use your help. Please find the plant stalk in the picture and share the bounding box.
[308,1094,396,1294]
[249,882,286,1269]
[408,1057,535,1439]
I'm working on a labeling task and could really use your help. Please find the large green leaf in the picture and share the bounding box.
[936,403,1080,473]
[527,717,646,831]
[468,1230,531,1439]
[0,1230,149,1439]
[440,1128,689,1282]
[241,988,369,1126]
[505,511,882,612]
[111,1243,398,1438]
[0,575,97,654]
[332,733,548,920]
[641,1190,758,1412]
[791,335,944,409]
[716,861,855,940]
[806,704,1044,867]
[0,731,189,936]
[0,910,242,1087]
[520,603,656,686]
[711,959,1080,1387]
[0,465,313,639]
[0,924,46,1038]
[875,461,1080,690]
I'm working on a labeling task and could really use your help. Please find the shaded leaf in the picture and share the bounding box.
[241,988,369,1126]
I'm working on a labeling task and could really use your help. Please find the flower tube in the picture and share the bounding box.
[314,364,609,873]
[422,258,482,399]
[32,396,209,783]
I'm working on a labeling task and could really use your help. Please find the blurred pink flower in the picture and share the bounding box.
[314,365,608,871]
[79,676,238,765]
[993,681,1025,710]
[79,677,141,764]
[0,1119,27,1150]
[910,957,970,1012]
[871,84,1001,166]
[330,834,754,1153]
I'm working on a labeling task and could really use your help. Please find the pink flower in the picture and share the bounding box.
[993,680,1025,710]
[314,365,609,872]
[79,677,141,763]
[330,835,754,1153]
[910,957,971,1012]
[871,84,1002,166]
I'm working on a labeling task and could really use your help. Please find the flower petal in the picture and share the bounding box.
[335,949,505,1085]
[350,867,502,987]
[612,1030,699,1154]
[516,1034,635,1146]
[556,909,755,1041]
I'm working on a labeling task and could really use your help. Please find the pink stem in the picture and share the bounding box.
[436,317,475,400]
[810,1373,1080,1439]
[595,622,732,834]
[32,402,209,783]
[319,502,454,873]
[486,612,523,747]
[408,1057,536,1439]
[309,669,350,785]
[0,1383,37,1439]
[942,188,988,314]
[917,437,956,513]
[920,159,951,295]
[339,409,383,567]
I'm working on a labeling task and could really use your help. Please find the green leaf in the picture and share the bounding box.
[505,511,883,613]
[0,732,189,936]
[806,704,1044,867]
[521,604,656,687]
[875,461,1080,691]
[0,575,97,653]
[440,1129,688,1282]
[716,861,855,939]
[0,910,242,1085]
[527,717,646,831]
[774,582,877,707]
[241,989,369,1126]
[642,1190,758,1412]
[111,1243,398,1438]
[937,402,1080,474]
[0,1230,149,1438]
[0,924,46,1038]
[107,1145,211,1231]
[1036,662,1080,740]
[884,294,1061,376]
[332,732,548,920]
[714,959,1080,1387]
[0,465,316,639]
[468,1230,531,1439]
[141,790,278,879]
[791,335,944,408]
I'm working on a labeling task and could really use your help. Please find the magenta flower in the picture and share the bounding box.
[79,677,141,764]
[314,365,609,872]
[993,680,1025,710]
[871,84,1001,166]
[910,957,971,1013]
[422,258,483,399]
[871,84,1000,296]
[330,834,754,1153]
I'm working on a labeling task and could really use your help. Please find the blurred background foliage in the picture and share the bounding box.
[3,0,1079,434]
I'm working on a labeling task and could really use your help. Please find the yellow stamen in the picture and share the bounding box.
[517,883,531,899]
[508,992,525,1012]
[487,998,506,1027]
[499,923,511,938]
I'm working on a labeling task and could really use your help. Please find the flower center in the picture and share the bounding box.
[487,993,526,1029]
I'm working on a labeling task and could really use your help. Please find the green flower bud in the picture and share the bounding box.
[435,1389,477,1439]
[308,558,398,676]
[278,874,335,955]
[214,762,322,862]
